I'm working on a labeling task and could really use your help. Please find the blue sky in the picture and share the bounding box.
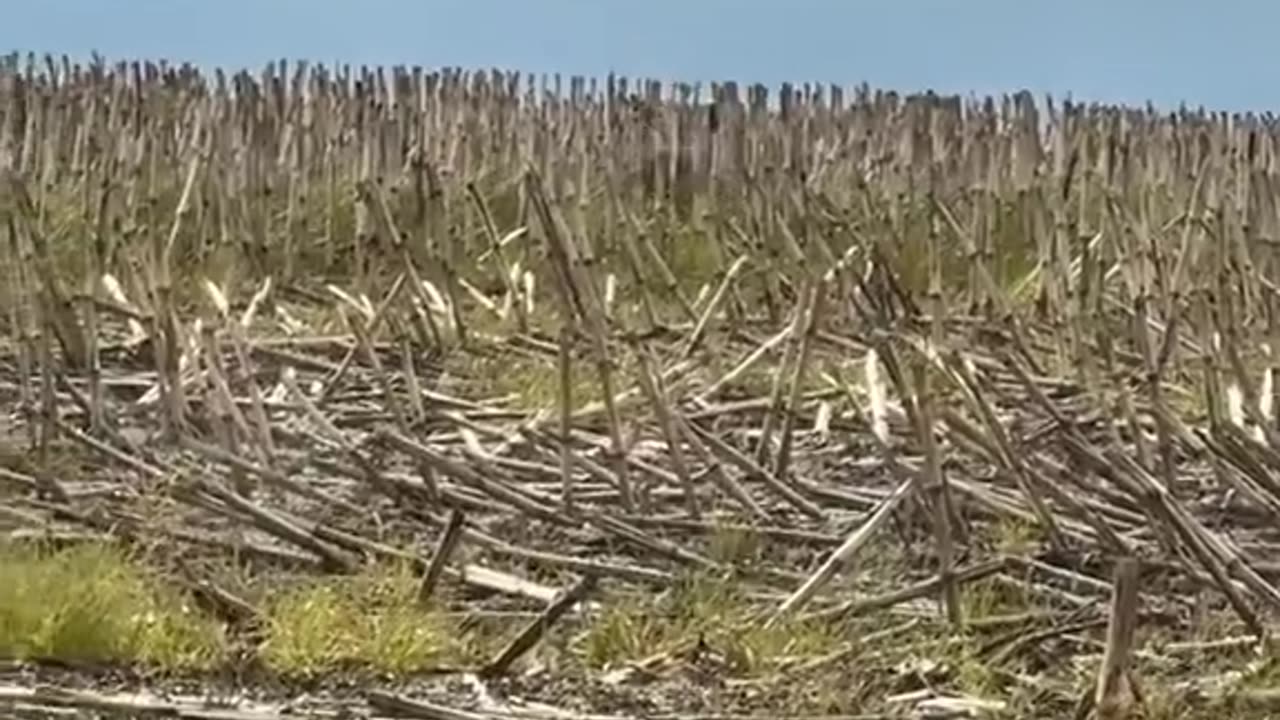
[3,0,1271,112]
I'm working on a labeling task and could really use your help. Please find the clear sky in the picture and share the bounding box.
[3,0,1271,112]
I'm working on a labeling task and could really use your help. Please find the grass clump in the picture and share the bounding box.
[706,521,763,565]
[260,561,464,677]
[577,572,841,677]
[456,344,642,413]
[0,542,225,669]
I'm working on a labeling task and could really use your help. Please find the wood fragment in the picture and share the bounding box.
[479,573,597,677]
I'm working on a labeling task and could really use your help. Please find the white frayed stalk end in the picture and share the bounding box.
[604,273,617,316]
[864,348,890,445]
[240,276,272,329]
[813,400,832,440]
[1226,382,1245,429]
[202,279,230,319]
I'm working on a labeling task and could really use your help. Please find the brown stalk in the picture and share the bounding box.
[913,359,962,627]
[1094,557,1141,720]
[4,215,36,450]
[606,198,661,331]
[315,271,408,405]
[178,434,362,515]
[773,280,826,483]
[696,323,792,402]
[943,350,1065,550]
[630,334,700,518]
[199,324,253,496]
[635,215,697,321]
[676,253,749,360]
[683,417,825,519]
[526,168,634,511]
[81,175,111,434]
[377,428,573,527]
[363,172,456,350]
[348,306,412,432]
[766,473,917,627]
[34,308,69,503]
[754,277,813,467]
[3,171,88,370]
[53,418,167,480]
[479,573,597,678]
[558,325,575,511]
[417,508,467,605]
[806,558,1009,625]
[188,477,358,573]
[1106,448,1266,635]
[399,335,427,423]
[225,313,277,460]
[673,413,769,521]
[465,180,527,332]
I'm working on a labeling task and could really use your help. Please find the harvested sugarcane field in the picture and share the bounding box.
[3,50,1280,719]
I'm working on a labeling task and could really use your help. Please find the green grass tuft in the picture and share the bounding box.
[576,572,842,677]
[0,542,225,669]
[260,561,464,676]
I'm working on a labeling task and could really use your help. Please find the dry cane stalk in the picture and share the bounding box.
[348,306,412,432]
[190,477,358,573]
[81,178,110,434]
[944,351,1065,551]
[635,216,697,321]
[33,306,70,504]
[364,170,451,349]
[1094,557,1141,720]
[424,167,470,346]
[677,253,749,360]
[774,281,826,483]
[914,360,962,628]
[153,156,202,439]
[1104,449,1266,636]
[399,335,427,423]
[631,335,699,518]
[559,325,575,511]
[807,558,1009,625]
[697,324,792,402]
[316,270,407,405]
[178,433,362,514]
[365,691,490,720]
[527,168,634,511]
[684,417,824,520]
[79,291,104,432]
[768,348,911,627]
[4,171,88,370]
[466,180,528,332]
[418,508,467,605]
[5,215,37,451]
[674,415,768,521]
[200,325,252,497]
[766,473,917,627]
[480,573,597,678]
[225,285,278,461]
[755,278,813,467]
[54,417,167,480]
[607,198,660,331]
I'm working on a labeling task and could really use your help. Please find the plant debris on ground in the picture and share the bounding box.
[2,52,1280,719]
